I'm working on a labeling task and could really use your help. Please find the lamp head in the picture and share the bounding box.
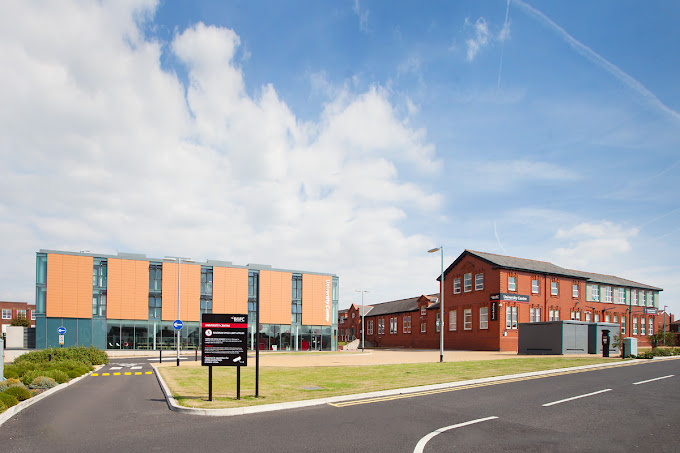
[428,247,441,253]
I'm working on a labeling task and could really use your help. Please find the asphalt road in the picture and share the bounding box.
[0,357,678,452]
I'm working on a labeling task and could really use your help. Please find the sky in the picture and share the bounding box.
[1,0,678,315]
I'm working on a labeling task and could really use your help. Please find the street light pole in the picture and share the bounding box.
[428,246,444,363]
[355,290,369,352]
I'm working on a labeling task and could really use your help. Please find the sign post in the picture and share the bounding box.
[173,319,183,367]
[201,313,248,401]
[57,326,66,347]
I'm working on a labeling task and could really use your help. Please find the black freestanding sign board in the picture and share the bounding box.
[201,313,248,366]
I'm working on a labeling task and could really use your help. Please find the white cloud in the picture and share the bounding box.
[352,0,370,33]
[0,1,442,308]
[465,17,490,61]
[551,221,639,269]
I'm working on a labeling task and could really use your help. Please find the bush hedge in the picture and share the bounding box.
[3,386,31,402]
[0,392,18,408]
[0,402,6,414]
[13,346,108,366]
[632,347,680,359]
[0,378,26,392]
[29,376,58,390]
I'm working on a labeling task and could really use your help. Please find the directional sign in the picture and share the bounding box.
[57,326,67,335]
[201,313,248,366]
[173,319,183,330]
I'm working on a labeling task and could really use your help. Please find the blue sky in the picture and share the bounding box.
[0,0,678,315]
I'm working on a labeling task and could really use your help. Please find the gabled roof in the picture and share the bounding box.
[443,250,583,280]
[364,295,430,317]
[442,250,662,291]
[564,270,662,291]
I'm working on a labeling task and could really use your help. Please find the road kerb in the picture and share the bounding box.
[153,357,678,417]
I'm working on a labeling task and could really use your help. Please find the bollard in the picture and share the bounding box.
[195,347,198,362]
[49,353,52,362]
[159,348,162,364]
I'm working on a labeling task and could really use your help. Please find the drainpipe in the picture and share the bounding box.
[544,274,548,322]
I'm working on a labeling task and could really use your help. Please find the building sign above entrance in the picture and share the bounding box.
[490,293,530,303]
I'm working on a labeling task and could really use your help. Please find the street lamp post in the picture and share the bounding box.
[165,256,193,367]
[663,305,669,345]
[428,246,444,363]
[355,290,369,352]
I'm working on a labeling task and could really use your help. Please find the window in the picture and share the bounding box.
[367,320,373,335]
[201,266,214,315]
[649,319,654,335]
[421,306,426,315]
[621,317,626,334]
[576,311,581,321]
[453,278,461,294]
[605,314,610,323]
[378,319,385,335]
[530,308,541,323]
[618,288,625,304]
[200,297,212,315]
[31,311,36,321]
[573,284,579,298]
[449,310,457,331]
[585,312,591,323]
[421,321,426,333]
[464,273,472,292]
[2,309,11,319]
[148,295,161,319]
[640,291,646,307]
[16,309,26,319]
[149,264,163,292]
[93,291,106,317]
[390,317,397,334]
[93,259,107,288]
[479,307,488,329]
[602,286,612,303]
[551,281,558,296]
[570,311,576,320]
[649,291,655,307]
[505,306,518,329]
[475,273,484,291]
[592,285,599,301]
[508,276,516,292]
[532,279,539,294]
[436,313,441,332]
[403,316,411,334]
[632,290,637,305]
[641,318,646,336]
[594,314,599,322]
[613,315,618,323]
[352,313,355,319]
[248,270,259,323]
[464,309,472,330]
[633,317,638,335]
[291,274,302,324]
[550,309,560,321]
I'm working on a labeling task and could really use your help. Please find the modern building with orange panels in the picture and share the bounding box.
[34,250,339,351]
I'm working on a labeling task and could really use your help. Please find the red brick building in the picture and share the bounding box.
[1,301,36,335]
[358,250,663,352]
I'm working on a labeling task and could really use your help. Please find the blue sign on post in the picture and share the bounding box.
[57,326,67,335]
[173,320,183,330]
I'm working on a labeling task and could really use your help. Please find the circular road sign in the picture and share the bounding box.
[173,319,183,330]
[57,326,67,335]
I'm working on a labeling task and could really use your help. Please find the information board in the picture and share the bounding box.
[201,313,248,366]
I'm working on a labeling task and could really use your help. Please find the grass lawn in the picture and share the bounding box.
[158,356,623,409]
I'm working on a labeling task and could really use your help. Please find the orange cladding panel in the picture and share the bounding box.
[46,254,93,319]
[107,259,149,320]
[302,274,332,326]
[259,270,292,324]
[161,262,200,321]
[212,267,248,315]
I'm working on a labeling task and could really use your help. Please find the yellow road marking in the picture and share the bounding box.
[113,372,121,376]
[145,371,152,375]
[92,373,99,376]
[135,372,142,375]
[329,361,642,408]
[102,373,110,376]
[124,372,132,375]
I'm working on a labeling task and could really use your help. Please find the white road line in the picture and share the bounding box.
[109,366,122,370]
[147,357,189,361]
[543,389,612,407]
[413,416,498,453]
[633,375,674,385]
[131,366,142,370]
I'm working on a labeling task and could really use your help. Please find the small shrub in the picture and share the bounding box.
[45,370,69,384]
[0,402,6,413]
[0,392,18,408]
[0,378,26,392]
[3,386,31,402]
[20,370,44,386]
[29,376,58,390]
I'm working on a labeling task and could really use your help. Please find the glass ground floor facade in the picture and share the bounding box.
[35,315,337,352]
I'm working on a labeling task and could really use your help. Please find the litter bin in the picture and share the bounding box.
[622,337,638,358]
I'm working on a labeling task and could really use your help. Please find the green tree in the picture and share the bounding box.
[10,314,31,327]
